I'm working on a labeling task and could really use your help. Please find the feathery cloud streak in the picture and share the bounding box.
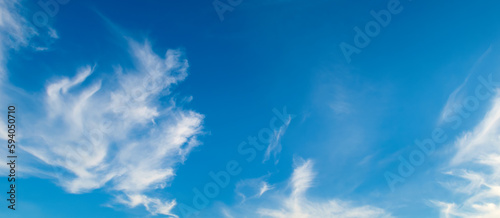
[21,40,203,216]
[434,93,500,217]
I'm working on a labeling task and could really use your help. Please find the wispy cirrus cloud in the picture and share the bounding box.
[0,0,58,143]
[434,93,500,217]
[235,175,274,204]
[0,2,203,216]
[0,0,38,166]
[439,46,493,124]
[0,0,35,52]
[0,0,58,70]
[263,115,291,164]
[257,159,392,218]
[21,39,203,217]
[117,194,178,216]
[221,158,392,218]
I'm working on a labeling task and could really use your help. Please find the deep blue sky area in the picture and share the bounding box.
[1,0,500,217]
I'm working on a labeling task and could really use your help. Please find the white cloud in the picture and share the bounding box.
[0,2,198,216]
[0,0,35,47]
[21,39,203,216]
[117,194,178,217]
[235,175,274,203]
[0,0,33,95]
[0,0,59,140]
[0,0,58,58]
[259,182,272,197]
[263,115,291,164]
[0,0,38,170]
[223,159,392,218]
[48,27,59,39]
[451,96,500,165]
[434,95,500,217]
[0,116,7,171]
[438,46,492,124]
[221,208,235,218]
[257,159,392,218]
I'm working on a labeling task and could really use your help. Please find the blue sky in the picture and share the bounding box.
[1,0,500,217]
